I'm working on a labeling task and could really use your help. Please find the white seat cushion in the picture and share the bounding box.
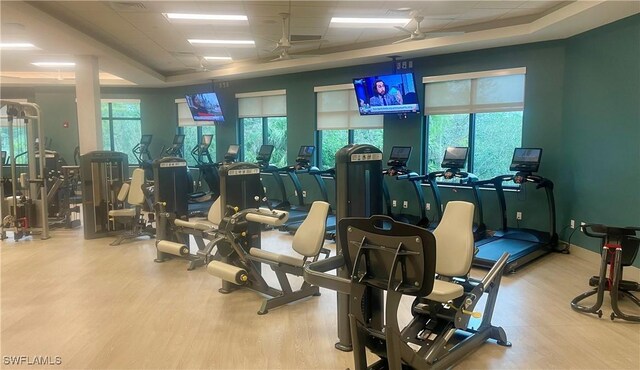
[175,218,215,231]
[108,208,136,217]
[249,248,304,267]
[425,279,464,303]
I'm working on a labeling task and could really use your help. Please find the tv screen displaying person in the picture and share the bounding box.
[185,92,225,122]
[369,80,403,106]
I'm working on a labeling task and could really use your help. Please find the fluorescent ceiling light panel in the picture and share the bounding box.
[188,39,254,45]
[0,42,36,48]
[165,13,247,21]
[32,62,76,67]
[331,17,410,25]
[204,56,233,61]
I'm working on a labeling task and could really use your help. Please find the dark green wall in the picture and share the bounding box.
[2,15,638,264]
[561,14,640,261]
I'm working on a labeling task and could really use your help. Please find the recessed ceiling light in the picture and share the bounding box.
[165,13,247,21]
[330,17,410,25]
[0,42,36,49]
[32,62,76,67]
[204,56,233,61]
[188,39,255,46]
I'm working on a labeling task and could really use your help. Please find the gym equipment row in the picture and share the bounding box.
[382,145,560,272]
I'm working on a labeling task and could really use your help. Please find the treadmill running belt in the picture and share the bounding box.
[474,238,545,271]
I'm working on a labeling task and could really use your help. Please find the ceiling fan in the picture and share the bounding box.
[267,12,322,61]
[393,15,463,44]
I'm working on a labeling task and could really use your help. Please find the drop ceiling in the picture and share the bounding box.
[0,1,638,87]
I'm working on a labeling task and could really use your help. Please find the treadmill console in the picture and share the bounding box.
[387,146,411,167]
[439,147,470,179]
[441,147,468,169]
[256,145,274,166]
[510,148,542,173]
[295,146,315,169]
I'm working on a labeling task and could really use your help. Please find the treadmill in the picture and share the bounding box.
[280,150,337,235]
[257,144,290,210]
[473,148,559,272]
[382,146,429,227]
[423,147,487,241]
[276,145,317,226]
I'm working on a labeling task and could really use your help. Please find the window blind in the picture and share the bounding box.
[315,84,383,130]
[423,68,526,115]
[236,89,286,118]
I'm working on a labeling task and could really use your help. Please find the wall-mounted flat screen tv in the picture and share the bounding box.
[185,92,224,122]
[353,72,419,115]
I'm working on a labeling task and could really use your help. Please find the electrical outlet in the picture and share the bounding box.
[516,212,522,220]
[403,201,408,209]
[570,219,575,229]
[425,203,431,211]
[392,200,397,207]
[302,190,307,198]
[580,221,586,231]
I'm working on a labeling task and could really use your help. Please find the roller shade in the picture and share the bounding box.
[423,68,525,115]
[315,84,383,130]
[236,89,286,118]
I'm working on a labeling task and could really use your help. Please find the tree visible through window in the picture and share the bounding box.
[424,69,525,180]
[319,128,383,170]
[102,100,142,165]
[241,117,287,167]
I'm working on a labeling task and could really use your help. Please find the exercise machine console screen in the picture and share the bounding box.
[442,147,468,169]
[510,148,542,173]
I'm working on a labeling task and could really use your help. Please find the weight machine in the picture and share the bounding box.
[0,100,50,241]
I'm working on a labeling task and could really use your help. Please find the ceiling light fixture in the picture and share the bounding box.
[330,17,410,25]
[165,13,247,21]
[32,62,76,67]
[188,39,254,45]
[0,42,36,49]
[204,56,233,61]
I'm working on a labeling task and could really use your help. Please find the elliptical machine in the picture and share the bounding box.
[132,134,153,180]
[160,134,185,158]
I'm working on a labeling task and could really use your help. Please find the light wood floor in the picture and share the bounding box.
[1,227,639,369]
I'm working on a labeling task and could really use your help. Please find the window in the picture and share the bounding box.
[316,84,383,170]
[176,99,216,166]
[101,99,141,165]
[237,90,287,167]
[1,102,29,165]
[424,68,525,180]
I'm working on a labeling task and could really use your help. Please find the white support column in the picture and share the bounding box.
[75,55,102,154]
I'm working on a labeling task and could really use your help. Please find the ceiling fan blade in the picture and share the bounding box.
[392,37,412,45]
[394,25,413,34]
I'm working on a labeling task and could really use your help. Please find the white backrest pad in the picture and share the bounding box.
[433,201,475,277]
[128,168,146,206]
[117,183,130,202]
[292,201,330,257]
[207,197,222,225]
